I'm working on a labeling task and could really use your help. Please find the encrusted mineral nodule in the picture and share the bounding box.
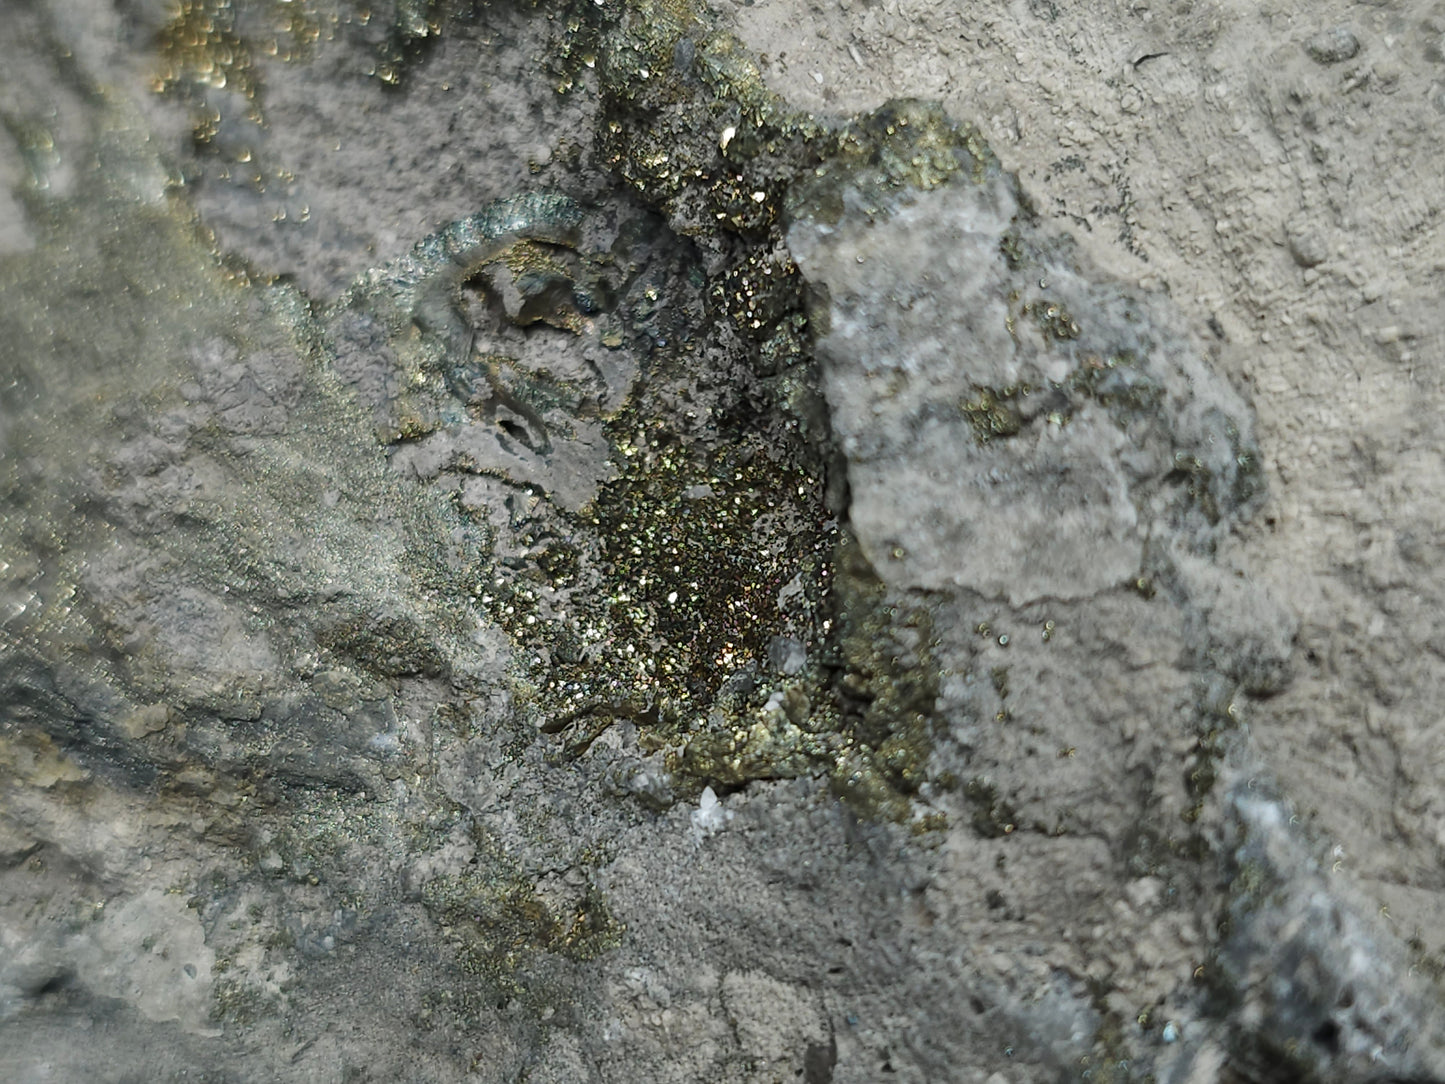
[2,2,1443,1082]
[787,102,1261,607]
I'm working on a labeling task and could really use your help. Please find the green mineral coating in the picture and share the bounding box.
[999,229,1028,271]
[560,0,830,238]
[315,610,450,678]
[1185,745,1219,802]
[989,666,1012,723]
[483,411,836,732]
[1167,452,1221,526]
[821,538,941,815]
[756,316,809,376]
[963,777,1019,838]
[155,0,264,105]
[1022,298,1081,342]
[678,705,821,787]
[1079,980,1146,1084]
[787,99,997,231]
[210,974,277,1026]
[719,250,807,344]
[423,192,584,267]
[1058,351,1166,434]
[420,838,622,1003]
[520,120,953,814]
[825,98,997,194]
[1123,822,1211,891]
[480,446,947,824]
[1223,418,1264,511]
[155,0,436,116]
[566,0,838,382]
[344,191,587,368]
[1180,705,1232,825]
[830,751,912,824]
[1160,417,1264,526]
[962,386,1029,444]
[1228,857,1272,916]
[353,0,964,820]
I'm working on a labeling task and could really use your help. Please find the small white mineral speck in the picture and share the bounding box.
[689,786,732,842]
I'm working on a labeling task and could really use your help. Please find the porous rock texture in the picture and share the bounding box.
[2,1,1445,1082]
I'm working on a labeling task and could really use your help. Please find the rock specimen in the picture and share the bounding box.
[1,1,1442,1081]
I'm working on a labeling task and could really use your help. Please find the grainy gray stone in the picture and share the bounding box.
[788,142,1261,606]
[1305,26,1361,65]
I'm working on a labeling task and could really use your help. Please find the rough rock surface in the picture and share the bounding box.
[3,1,1445,1082]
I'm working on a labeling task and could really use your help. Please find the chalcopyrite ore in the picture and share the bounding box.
[3,1,1445,1081]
